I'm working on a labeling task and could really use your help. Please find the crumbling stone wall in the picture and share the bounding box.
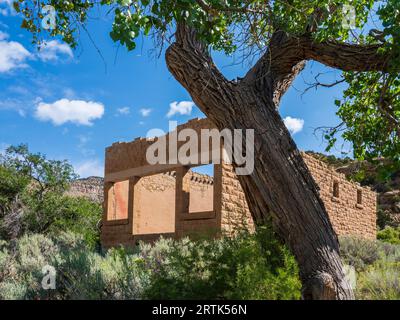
[219,154,377,239]
[302,153,377,239]
[133,173,176,235]
[101,118,377,248]
[187,172,214,213]
[175,166,222,239]
[220,163,254,235]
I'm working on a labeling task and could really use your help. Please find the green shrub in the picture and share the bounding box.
[0,240,11,282]
[0,144,101,248]
[378,227,400,245]
[2,233,399,300]
[340,236,400,300]
[0,234,60,300]
[339,237,380,271]
[0,166,29,211]
[141,227,301,300]
[22,193,102,249]
[0,282,28,300]
[0,232,142,300]
[0,230,301,300]
[52,236,145,300]
[377,209,396,230]
[356,263,400,300]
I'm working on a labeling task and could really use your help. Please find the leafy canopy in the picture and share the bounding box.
[14,0,400,170]
[0,145,101,247]
[14,1,396,51]
[0,144,76,195]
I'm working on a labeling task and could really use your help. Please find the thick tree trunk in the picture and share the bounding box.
[165,26,354,300]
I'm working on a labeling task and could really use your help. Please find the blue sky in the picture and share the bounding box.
[0,2,350,177]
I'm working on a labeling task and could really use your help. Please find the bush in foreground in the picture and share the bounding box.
[1,233,399,300]
[356,262,400,300]
[0,233,146,300]
[378,227,400,245]
[340,236,400,300]
[140,227,301,300]
[0,228,301,300]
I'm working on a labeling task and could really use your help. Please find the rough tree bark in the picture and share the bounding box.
[165,25,389,300]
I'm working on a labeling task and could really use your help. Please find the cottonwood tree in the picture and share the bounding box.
[14,0,400,299]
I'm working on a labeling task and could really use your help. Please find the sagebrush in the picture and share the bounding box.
[0,229,301,300]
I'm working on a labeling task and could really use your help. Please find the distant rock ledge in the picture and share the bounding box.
[67,176,104,203]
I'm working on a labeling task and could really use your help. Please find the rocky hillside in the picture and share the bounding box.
[66,171,214,204]
[67,177,104,203]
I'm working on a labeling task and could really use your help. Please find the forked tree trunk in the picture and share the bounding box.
[165,25,354,300]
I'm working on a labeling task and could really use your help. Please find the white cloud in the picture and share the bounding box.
[167,101,194,118]
[0,21,8,30]
[63,88,76,99]
[283,116,305,135]
[0,142,9,155]
[139,108,152,117]
[0,37,31,72]
[0,30,8,40]
[0,36,72,73]
[37,40,73,62]
[78,135,90,145]
[0,97,23,111]
[0,96,36,116]
[77,134,95,157]
[74,159,104,178]
[35,98,105,126]
[7,85,29,95]
[0,0,15,16]
[117,107,130,115]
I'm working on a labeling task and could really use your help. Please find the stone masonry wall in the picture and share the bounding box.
[302,153,377,239]
[220,163,254,235]
[100,118,377,248]
[218,154,377,240]
[101,169,221,248]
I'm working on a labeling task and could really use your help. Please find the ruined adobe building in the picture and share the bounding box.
[101,118,377,248]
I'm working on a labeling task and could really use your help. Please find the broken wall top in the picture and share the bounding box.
[105,118,217,181]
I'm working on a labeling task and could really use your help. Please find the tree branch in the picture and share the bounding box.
[242,31,306,106]
[303,39,391,72]
[195,0,264,15]
[241,33,393,107]
[166,23,236,126]
[302,73,347,96]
